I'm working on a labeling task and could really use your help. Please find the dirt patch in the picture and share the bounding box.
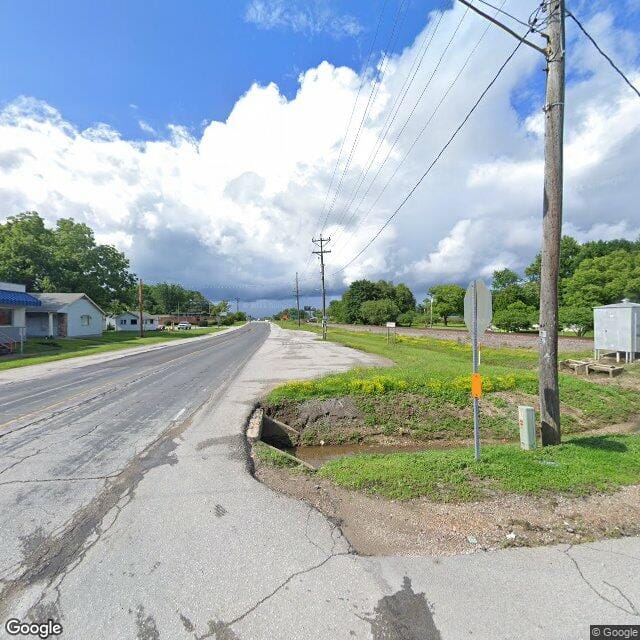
[254,457,640,556]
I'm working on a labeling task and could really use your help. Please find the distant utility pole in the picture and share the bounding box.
[295,272,301,327]
[138,278,145,338]
[235,297,239,314]
[312,235,331,340]
[458,0,565,445]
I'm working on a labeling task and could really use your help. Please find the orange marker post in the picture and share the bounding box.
[471,373,482,399]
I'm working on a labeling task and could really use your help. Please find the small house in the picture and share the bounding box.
[26,293,105,338]
[113,311,159,331]
[0,281,42,353]
[593,299,640,363]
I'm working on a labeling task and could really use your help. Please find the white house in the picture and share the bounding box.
[0,282,42,353]
[26,293,105,338]
[113,311,159,331]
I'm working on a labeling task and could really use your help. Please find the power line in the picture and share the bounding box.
[311,0,390,239]
[330,10,446,233]
[300,0,403,278]
[331,4,473,255]
[331,28,531,276]
[317,0,410,237]
[331,0,508,259]
[475,0,531,30]
[566,9,640,99]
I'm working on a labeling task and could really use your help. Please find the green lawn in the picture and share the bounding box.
[270,321,640,442]
[0,324,243,371]
[318,434,640,501]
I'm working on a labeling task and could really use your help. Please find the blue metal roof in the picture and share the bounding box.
[0,290,42,307]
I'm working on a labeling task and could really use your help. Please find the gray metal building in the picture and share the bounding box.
[593,299,640,363]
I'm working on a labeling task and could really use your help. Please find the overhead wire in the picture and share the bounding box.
[330,26,533,277]
[299,0,390,277]
[329,10,446,233]
[330,3,475,255]
[566,8,640,99]
[331,0,512,259]
[317,0,411,237]
[299,0,405,278]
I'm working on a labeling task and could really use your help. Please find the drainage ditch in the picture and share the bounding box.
[247,407,460,469]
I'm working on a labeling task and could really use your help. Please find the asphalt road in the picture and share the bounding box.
[0,323,269,618]
[0,323,638,640]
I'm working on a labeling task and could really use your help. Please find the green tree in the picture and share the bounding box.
[493,301,536,332]
[562,250,640,307]
[375,280,395,300]
[559,306,593,336]
[342,279,381,323]
[394,283,416,314]
[328,299,346,322]
[525,235,582,283]
[359,299,399,325]
[0,212,135,309]
[273,307,306,321]
[492,268,520,291]
[427,284,465,326]
[397,310,415,327]
[0,211,54,289]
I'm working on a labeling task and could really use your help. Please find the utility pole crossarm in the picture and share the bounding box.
[457,0,548,56]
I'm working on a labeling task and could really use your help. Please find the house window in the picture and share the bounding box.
[120,319,127,325]
[81,314,91,326]
[0,309,12,326]
[148,319,154,325]
[130,319,137,325]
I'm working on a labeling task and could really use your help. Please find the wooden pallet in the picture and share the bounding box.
[560,359,591,375]
[586,362,624,378]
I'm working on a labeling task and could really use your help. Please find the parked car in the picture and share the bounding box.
[306,317,318,323]
[176,322,192,330]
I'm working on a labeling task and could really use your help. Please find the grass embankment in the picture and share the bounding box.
[261,322,640,502]
[0,325,243,371]
[270,321,639,444]
[318,435,640,501]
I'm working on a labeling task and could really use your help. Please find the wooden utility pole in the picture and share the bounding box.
[235,297,240,314]
[138,279,145,338]
[538,0,565,445]
[458,0,565,445]
[312,236,331,340]
[295,272,301,327]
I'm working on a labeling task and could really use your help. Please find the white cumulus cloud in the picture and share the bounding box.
[0,2,639,303]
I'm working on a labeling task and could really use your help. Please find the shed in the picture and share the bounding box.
[593,299,640,363]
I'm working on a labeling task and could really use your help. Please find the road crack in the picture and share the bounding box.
[563,545,639,617]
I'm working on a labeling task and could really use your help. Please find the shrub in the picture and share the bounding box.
[397,311,416,327]
[493,301,536,332]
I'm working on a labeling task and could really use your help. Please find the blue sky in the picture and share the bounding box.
[0,0,453,139]
[0,0,638,312]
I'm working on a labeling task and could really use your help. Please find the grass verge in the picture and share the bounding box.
[0,324,244,371]
[318,434,640,501]
[268,322,640,441]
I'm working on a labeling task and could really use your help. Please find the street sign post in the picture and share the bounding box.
[464,279,492,461]
[386,321,396,343]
